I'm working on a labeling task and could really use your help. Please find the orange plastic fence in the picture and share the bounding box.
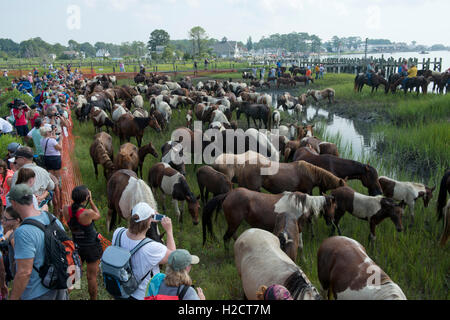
[60,110,83,210]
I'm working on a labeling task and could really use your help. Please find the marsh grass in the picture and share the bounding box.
[66,73,449,300]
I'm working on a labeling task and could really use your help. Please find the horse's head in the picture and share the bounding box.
[143,142,158,159]
[148,114,161,133]
[381,197,404,233]
[322,194,336,226]
[421,185,436,208]
[186,194,200,226]
[362,164,383,196]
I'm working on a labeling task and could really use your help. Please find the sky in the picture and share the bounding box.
[1,0,449,47]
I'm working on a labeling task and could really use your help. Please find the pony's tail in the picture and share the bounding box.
[437,170,450,221]
[202,193,229,246]
[354,75,359,91]
[440,203,449,247]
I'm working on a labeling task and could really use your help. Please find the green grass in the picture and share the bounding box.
[66,72,450,299]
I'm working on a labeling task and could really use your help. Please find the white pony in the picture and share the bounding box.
[234,228,321,300]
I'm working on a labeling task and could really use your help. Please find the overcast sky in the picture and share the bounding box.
[1,0,449,46]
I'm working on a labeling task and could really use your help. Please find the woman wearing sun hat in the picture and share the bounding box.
[155,249,206,300]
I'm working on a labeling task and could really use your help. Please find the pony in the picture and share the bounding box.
[330,186,404,242]
[237,160,347,195]
[272,110,281,129]
[106,169,158,235]
[293,76,314,86]
[391,76,431,95]
[293,151,382,196]
[378,176,435,226]
[202,188,336,250]
[437,169,450,221]
[90,106,114,134]
[354,73,389,93]
[161,141,186,176]
[234,228,321,300]
[306,88,335,104]
[89,132,116,180]
[148,162,199,225]
[439,199,450,247]
[196,165,232,205]
[273,212,300,262]
[236,102,271,129]
[114,143,139,176]
[116,113,161,148]
[276,78,296,89]
[137,142,158,179]
[317,236,407,300]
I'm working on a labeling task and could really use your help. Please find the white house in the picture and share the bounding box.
[96,49,110,58]
[211,41,243,58]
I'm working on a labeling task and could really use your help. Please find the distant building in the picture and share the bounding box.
[96,49,110,58]
[62,50,79,58]
[49,53,57,60]
[211,41,243,58]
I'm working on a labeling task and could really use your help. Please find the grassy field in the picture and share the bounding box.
[65,72,449,300]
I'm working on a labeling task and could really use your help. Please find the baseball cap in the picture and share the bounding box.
[9,184,34,205]
[9,147,34,163]
[7,142,21,153]
[131,202,156,222]
[168,249,200,272]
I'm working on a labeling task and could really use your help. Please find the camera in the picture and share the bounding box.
[8,98,26,109]
[154,214,166,221]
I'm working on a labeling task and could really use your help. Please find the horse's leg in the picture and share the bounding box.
[409,201,415,228]
[199,183,205,204]
[93,161,98,179]
[106,208,113,232]
[173,199,182,224]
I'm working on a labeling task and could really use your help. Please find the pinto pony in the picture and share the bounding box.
[378,176,435,226]
[234,228,321,300]
[317,236,407,300]
[330,186,404,241]
[306,88,335,104]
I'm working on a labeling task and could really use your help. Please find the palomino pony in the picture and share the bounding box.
[330,186,404,241]
[293,151,383,196]
[237,160,347,195]
[148,162,200,225]
[379,176,435,226]
[202,188,336,251]
[106,169,158,233]
[317,236,407,300]
[234,228,321,300]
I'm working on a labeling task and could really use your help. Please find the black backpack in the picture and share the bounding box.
[21,211,82,290]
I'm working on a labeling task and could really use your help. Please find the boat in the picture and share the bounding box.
[419,51,429,54]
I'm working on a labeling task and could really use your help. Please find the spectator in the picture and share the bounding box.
[3,70,7,79]
[0,251,6,300]
[12,103,30,138]
[1,206,23,292]
[256,284,293,300]
[62,186,102,300]
[319,64,325,79]
[269,67,276,79]
[260,67,265,80]
[9,146,55,206]
[111,202,176,300]
[27,118,45,167]
[252,67,257,79]
[157,249,205,300]
[15,168,47,211]
[315,64,320,80]
[306,67,312,84]
[204,58,209,70]
[4,143,21,170]
[8,183,68,300]
[0,160,14,209]
[27,104,40,129]
[40,126,62,183]
[0,117,14,136]
[401,60,408,77]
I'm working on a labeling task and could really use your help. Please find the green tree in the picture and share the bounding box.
[246,36,253,51]
[189,26,208,57]
[161,45,175,62]
[148,29,170,52]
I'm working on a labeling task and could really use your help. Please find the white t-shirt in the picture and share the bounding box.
[0,117,13,133]
[111,227,167,300]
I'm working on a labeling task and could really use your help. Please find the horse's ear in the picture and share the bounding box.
[339,179,346,186]
[344,176,349,182]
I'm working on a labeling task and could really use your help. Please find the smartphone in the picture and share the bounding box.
[154,214,165,221]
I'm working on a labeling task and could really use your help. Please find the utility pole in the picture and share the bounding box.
[364,38,368,62]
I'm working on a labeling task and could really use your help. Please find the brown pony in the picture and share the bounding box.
[196,165,232,205]
[238,160,347,195]
[137,142,158,178]
[202,188,336,250]
[294,76,314,85]
[114,143,139,175]
[89,132,116,180]
[116,113,161,148]
[306,88,335,104]
[440,199,450,247]
[437,169,450,221]
[330,186,404,241]
[317,236,407,300]
[293,151,382,196]
[277,78,296,89]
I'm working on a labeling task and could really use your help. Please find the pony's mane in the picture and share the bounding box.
[297,161,342,188]
[133,117,150,130]
[284,270,321,300]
